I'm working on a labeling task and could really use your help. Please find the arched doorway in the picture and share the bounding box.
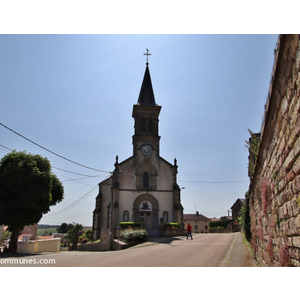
[133,194,159,236]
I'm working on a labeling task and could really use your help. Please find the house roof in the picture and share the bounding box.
[231,198,245,209]
[210,217,220,222]
[37,236,54,240]
[183,213,210,221]
[18,234,38,241]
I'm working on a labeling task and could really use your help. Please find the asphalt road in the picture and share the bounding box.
[1,233,235,267]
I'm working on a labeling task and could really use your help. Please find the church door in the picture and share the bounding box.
[133,195,159,236]
[143,211,153,231]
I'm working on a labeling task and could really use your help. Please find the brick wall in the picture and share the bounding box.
[249,34,300,267]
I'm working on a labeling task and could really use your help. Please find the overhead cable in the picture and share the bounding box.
[44,185,98,218]
[0,122,110,173]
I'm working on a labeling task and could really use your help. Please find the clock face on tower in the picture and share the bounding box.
[140,144,153,156]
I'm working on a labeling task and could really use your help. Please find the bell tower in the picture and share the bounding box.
[132,53,161,156]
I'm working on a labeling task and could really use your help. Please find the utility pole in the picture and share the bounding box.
[109,186,114,251]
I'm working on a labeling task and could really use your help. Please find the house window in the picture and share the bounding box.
[123,210,129,222]
[163,211,168,223]
[195,225,198,230]
[143,172,149,188]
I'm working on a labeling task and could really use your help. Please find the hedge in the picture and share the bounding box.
[163,222,180,229]
[118,222,142,228]
[209,220,230,229]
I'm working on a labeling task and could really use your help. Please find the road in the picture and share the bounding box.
[1,233,236,267]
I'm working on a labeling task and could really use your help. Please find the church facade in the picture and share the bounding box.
[92,61,184,238]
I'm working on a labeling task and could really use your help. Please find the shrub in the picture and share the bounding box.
[118,222,142,228]
[120,229,148,242]
[209,220,230,229]
[164,223,180,229]
[80,238,89,244]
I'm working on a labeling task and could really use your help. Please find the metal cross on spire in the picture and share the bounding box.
[144,48,151,65]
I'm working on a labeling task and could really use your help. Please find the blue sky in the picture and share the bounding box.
[0,34,278,226]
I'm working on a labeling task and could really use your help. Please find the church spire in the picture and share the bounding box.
[137,50,156,106]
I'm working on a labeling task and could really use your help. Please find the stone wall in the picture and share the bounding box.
[78,228,111,251]
[249,34,300,266]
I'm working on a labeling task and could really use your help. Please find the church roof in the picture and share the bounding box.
[137,64,156,106]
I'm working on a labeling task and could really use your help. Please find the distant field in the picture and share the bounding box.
[37,227,58,236]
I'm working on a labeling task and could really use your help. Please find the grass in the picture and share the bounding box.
[37,227,58,236]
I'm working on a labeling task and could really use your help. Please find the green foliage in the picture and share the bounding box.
[163,222,180,229]
[245,129,261,178]
[37,227,58,236]
[79,229,93,243]
[64,223,83,250]
[119,229,148,242]
[2,230,11,240]
[118,222,141,228]
[0,151,64,251]
[209,220,230,229]
[242,191,252,242]
[57,222,75,233]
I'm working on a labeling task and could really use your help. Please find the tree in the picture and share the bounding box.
[0,151,64,252]
[57,222,68,233]
[65,223,83,250]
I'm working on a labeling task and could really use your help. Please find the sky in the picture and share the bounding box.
[0,34,278,226]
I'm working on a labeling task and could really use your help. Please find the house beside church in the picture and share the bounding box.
[92,58,184,238]
[230,198,245,221]
[183,212,210,234]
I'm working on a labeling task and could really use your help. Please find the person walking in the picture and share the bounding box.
[186,223,193,240]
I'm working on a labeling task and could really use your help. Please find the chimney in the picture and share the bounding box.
[196,211,199,216]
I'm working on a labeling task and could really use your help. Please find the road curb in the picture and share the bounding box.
[218,232,238,267]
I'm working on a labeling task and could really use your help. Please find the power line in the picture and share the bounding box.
[43,211,93,220]
[54,172,97,187]
[0,122,110,173]
[43,185,98,218]
[0,144,13,152]
[0,143,102,187]
[1,141,247,186]
[52,166,99,177]
[179,180,248,184]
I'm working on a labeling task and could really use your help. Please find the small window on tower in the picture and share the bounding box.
[141,117,146,131]
[148,117,153,132]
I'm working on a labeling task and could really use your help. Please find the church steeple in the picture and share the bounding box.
[132,54,161,156]
[137,64,156,106]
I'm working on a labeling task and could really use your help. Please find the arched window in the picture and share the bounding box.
[136,163,157,190]
[123,210,129,222]
[143,172,149,188]
[163,211,168,223]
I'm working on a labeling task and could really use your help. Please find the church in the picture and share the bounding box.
[92,55,184,238]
